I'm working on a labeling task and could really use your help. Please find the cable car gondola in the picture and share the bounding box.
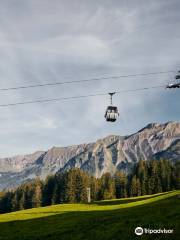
[166,70,180,89]
[166,83,180,89]
[104,92,119,122]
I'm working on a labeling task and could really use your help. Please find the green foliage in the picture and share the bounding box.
[115,171,127,198]
[42,175,56,206]
[32,178,43,207]
[99,173,116,200]
[0,159,179,214]
[0,191,179,240]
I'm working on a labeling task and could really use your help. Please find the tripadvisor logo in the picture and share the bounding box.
[135,227,143,235]
[135,227,174,235]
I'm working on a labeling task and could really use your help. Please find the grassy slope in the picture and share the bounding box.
[0,191,179,240]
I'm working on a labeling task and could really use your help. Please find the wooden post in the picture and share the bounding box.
[87,187,91,203]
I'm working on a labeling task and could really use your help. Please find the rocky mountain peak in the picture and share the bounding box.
[0,122,179,190]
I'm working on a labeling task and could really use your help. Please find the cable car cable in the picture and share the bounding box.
[0,70,175,92]
[0,84,168,108]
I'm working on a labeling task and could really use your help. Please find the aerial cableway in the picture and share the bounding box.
[166,71,180,89]
[104,93,119,122]
[0,70,179,123]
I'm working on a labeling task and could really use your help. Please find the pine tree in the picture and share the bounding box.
[90,176,99,201]
[64,170,76,203]
[19,189,25,210]
[136,178,141,196]
[174,161,180,189]
[0,191,13,213]
[149,160,159,194]
[100,173,115,200]
[159,159,167,191]
[136,160,148,195]
[42,175,55,206]
[75,170,87,202]
[32,179,42,207]
[130,176,137,197]
[79,171,89,202]
[114,171,127,198]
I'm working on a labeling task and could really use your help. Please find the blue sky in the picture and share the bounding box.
[0,0,179,157]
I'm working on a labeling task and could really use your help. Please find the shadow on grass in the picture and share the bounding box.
[0,194,179,240]
[94,192,170,206]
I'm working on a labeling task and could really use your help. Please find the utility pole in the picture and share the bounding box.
[87,187,91,203]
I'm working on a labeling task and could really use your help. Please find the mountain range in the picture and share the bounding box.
[0,121,179,190]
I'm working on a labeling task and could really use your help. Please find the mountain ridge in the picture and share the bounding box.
[0,121,179,190]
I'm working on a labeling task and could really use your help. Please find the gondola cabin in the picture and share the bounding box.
[166,71,180,89]
[166,83,180,89]
[104,105,119,122]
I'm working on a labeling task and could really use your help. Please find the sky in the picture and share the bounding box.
[0,0,179,157]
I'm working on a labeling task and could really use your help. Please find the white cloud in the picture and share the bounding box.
[0,0,179,157]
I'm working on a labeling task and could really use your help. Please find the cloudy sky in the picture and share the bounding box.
[0,0,179,157]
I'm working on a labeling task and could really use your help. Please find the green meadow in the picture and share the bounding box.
[0,191,179,240]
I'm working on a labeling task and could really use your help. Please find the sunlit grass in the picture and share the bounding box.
[0,190,179,240]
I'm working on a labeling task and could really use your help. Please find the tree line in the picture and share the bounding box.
[0,159,179,213]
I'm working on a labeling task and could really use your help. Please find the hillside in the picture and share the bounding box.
[0,191,179,240]
[0,121,179,190]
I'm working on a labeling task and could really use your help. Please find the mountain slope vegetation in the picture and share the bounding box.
[0,121,179,190]
[0,159,179,214]
[0,191,179,240]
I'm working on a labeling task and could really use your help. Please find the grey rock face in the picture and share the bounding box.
[0,122,179,190]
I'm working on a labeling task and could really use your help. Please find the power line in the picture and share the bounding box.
[0,70,175,92]
[0,84,167,108]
